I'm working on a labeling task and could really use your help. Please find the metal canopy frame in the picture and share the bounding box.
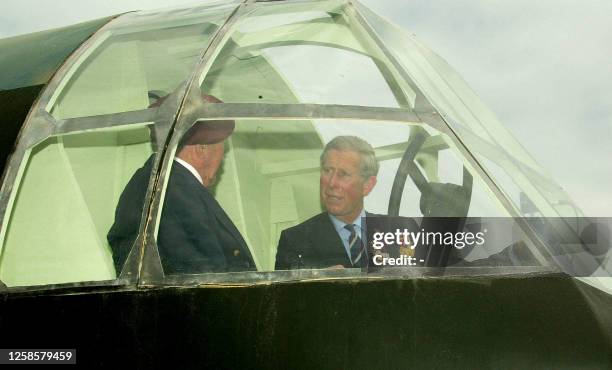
[0,0,562,294]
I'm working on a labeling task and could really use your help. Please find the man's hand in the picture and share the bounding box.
[326,265,345,269]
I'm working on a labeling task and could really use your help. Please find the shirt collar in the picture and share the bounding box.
[174,158,203,185]
[329,208,366,230]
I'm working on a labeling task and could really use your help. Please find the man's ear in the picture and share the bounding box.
[362,176,377,196]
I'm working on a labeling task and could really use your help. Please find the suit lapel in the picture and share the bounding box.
[172,162,249,253]
[310,213,352,266]
[200,186,250,253]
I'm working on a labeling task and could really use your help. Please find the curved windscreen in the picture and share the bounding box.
[1,0,609,291]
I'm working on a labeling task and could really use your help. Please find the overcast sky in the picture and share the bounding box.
[367,0,612,217]
[1,0,611,216]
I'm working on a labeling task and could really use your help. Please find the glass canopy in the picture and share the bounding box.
[0,0,608,291]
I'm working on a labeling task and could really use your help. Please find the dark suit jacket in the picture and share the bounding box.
[275,212,421,270]
[108,156,255,275]
[275,212,350,270]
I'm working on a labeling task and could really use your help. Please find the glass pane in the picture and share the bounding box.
[355,2,582,218]
[0,17,111,90]
[154,117,544,277]
[199,0,412,107]
[47,3,238,119]
[0,124,154,287]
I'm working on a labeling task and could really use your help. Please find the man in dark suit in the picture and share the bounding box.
[274,135,533,270]
[108,106,255,275]
[275,136,379,270]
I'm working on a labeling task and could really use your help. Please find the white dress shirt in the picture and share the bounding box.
[329,209,367,261]
[174,158,203,185]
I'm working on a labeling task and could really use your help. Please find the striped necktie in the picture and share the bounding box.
[344,224,365,267]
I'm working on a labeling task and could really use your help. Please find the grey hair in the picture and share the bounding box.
[320,136,379,178]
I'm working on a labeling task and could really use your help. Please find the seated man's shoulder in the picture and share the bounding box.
[281,212,329,236]
[276,212,333,270]
[299,212,330,225]
[167,163,212,200]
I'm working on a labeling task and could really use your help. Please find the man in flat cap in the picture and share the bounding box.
[108,96,255,275]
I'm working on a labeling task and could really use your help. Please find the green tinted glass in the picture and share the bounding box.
[0,124,153,287]
[47,3,238,119]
